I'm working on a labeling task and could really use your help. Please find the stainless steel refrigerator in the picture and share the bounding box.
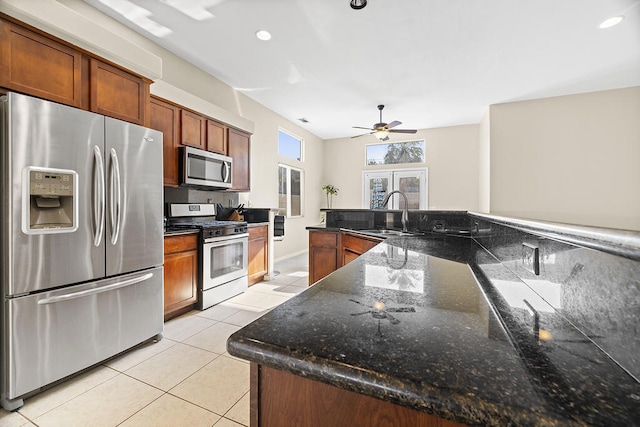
[0,92,164,411]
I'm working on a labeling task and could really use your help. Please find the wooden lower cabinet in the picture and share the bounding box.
[248,225,268,285]
[309,230,383,285]
[341,232,382,266]
[308,230,340,285]
[163,233,198,321]
[251,363,466,427]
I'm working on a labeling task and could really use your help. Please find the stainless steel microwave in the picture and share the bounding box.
[180,146,233,189]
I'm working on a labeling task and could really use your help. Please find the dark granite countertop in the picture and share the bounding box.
[228,233,640,426]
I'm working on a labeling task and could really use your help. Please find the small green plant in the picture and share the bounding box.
[322,184,339,209]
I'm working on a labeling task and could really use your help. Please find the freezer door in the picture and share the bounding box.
[2,93,106,295]
[2,267,163,402]
[105,118,163,276]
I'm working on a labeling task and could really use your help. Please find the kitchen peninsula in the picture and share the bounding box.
[228,211,640,426]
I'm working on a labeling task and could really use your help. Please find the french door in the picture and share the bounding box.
[363,168,428,210]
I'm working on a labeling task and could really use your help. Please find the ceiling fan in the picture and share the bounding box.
[352,105,418,141]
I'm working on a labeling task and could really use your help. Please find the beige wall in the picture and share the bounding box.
[324,124,480,211]
[23,0,326,259]
[489,86,640,231]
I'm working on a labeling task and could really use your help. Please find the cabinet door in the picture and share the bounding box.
[207,119,228,154]
[150,97,180,187]
[90,58,149,126]
[164,234,198,320]
[180,110,206,149]
[248,225,268,285]
[0,19,82,107]
[228,128,251,191]
[341,233,381,266]
[309,231,340,284]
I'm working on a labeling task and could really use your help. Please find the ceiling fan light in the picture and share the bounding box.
[350,0,367,10]
[375,130,389,140]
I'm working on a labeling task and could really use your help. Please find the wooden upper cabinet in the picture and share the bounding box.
[90,58,149,126]
[150,96,180,187]
[206,119,227,154]
[180,109,206,149]
[0,19,82,107]
[228,128,251,191]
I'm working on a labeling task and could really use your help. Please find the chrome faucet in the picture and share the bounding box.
[382,190,409,232]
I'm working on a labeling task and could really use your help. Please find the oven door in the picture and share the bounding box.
[202,233,249,291]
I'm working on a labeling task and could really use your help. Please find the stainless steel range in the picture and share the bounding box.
[167,204,248,310]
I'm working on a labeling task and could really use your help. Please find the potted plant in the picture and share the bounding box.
[322,184,339,209]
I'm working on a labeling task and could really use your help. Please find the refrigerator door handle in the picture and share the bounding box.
[109,148,122,245]
[36,272,154,305]
[93,146,105,246]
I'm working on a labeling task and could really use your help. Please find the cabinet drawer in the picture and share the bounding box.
[342,233,382,256]
[310,231,338,247]
[249,225,268,239]
[164,234,198,254]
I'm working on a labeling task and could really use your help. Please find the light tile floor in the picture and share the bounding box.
[0,253,309,427]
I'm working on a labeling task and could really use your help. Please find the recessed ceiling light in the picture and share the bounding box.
[255,30,272,41]
[599,15,624,29]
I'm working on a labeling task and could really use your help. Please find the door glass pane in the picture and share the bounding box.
[369,177,389,209]
[397,176,421,209]
[291,169,301,216]
[210,241,244,278]
[278,166,287,212]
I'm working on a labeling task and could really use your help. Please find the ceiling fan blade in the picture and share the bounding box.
[350,311,372,316]
[353,126,374,130]
[387,307,416,313]
[388,129,417,134]
[351,132,373,138]
[386,120,401,129]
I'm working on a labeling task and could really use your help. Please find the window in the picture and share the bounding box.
[278,129,303,161]
[366,140,425,165]
[279,164,303,217]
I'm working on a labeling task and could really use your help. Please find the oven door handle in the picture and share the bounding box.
[203,233,249,244]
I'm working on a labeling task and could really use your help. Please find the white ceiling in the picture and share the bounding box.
[83,0,640,140]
